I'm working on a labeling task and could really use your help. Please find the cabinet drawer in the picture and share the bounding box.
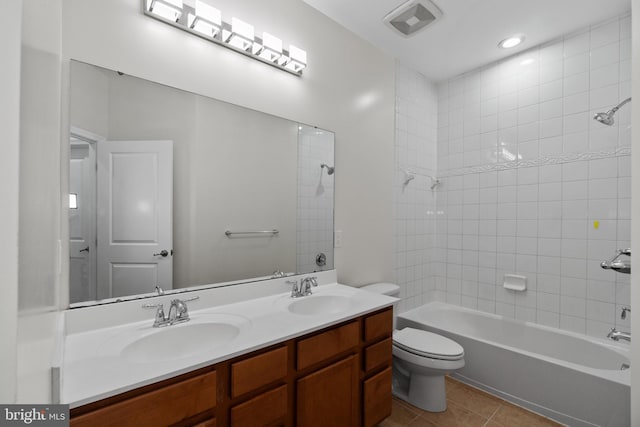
[363,367,392,427]
[297,321,359,370]
[364,308,393,342]
[364,337,392,372]
[71,371,216,427]
[230,385,287,427]
[231,346,287,398]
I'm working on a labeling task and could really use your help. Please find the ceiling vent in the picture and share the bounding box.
[383,0,442,38]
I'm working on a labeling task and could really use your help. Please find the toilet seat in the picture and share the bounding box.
[393,328,464,361]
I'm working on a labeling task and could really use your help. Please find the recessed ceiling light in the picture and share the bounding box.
[498,35,524,49]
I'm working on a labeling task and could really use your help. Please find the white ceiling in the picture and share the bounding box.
[303,0,631,82]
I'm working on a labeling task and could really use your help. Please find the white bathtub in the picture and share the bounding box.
[396,302,630,427]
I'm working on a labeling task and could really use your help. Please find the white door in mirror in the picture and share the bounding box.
[69,143,97,302]
[96,140,173,299]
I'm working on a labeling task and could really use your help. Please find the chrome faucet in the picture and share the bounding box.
[142,296,199,327]
[286,279,302,298]
[607,328,631,342]
[288,277,318,298]
[300,276,318,296]
[272,270,287,278]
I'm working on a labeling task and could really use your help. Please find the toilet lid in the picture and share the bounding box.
[393,328,464,361]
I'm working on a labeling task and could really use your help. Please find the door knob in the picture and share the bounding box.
[153,250,169,257]
[79,246,90,253]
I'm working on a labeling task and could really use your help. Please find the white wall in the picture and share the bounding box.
[434,15,632,337]
[630,1,639,425]
[61,0,396,288]
[0,0,23,404]
[16,0,64,403]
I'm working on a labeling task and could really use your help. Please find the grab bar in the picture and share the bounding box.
[225,229,279,237]
[601,248,631,274]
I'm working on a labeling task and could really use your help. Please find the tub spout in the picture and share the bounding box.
[607,328,631,342]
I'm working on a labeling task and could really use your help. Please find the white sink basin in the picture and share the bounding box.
[287,295,354,316]
[120,320,243,363]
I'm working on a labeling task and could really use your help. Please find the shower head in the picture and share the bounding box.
[593,97,631,126]
[321,164,334,175]
[593,111,615,126]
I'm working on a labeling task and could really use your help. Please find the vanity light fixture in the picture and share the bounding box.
[255,32,283,62]
[146,0,183,22]
[224,17,255,51]
[142,0,307,76]
[187,0,221,38]
[498,35,524,49]
[283,45,307,73]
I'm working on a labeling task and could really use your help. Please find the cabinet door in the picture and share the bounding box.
[363,367,392,427]
[296,355,358,427]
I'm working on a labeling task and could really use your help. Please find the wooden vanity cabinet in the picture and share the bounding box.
[71,306,393,427]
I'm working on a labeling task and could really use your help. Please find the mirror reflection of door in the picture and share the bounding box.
[96,140,174,299]
[69,139,97,303]
[69,129,174,302]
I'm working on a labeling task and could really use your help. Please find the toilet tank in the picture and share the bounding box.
[360,282,400,297]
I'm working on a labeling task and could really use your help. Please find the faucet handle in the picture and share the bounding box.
[142,303,167,327]
[287,280,300,298]
[621,307,631,320]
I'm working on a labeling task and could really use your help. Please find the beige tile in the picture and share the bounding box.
[406,417,439,427]
[445,375,462,396]
[446,381,502,418]
[414,400,488,427]
[378,398,421,427]
[489,402,562,427]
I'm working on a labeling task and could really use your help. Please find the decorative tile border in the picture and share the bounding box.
[439,146,631,178]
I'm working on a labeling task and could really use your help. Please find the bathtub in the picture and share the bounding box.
[396,302,630,427]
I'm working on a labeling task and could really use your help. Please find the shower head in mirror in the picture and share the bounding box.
[593,97,631,126]
[321,164,334,175]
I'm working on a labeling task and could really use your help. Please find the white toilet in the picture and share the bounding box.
[361,283,465,412]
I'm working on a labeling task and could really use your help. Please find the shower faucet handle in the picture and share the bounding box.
[621,307,631,320]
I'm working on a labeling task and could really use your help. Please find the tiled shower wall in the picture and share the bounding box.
[394,63,439,313]
[434,14,632,337]
[296,128,335,274]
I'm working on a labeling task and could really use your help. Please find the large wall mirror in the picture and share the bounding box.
[69,60,335,307]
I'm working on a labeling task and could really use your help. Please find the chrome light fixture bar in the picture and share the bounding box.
[143,0,307,76]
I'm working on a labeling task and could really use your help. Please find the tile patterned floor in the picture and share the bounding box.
[379,377,563,427]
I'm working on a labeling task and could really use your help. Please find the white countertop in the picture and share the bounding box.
[62,280,396,408]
